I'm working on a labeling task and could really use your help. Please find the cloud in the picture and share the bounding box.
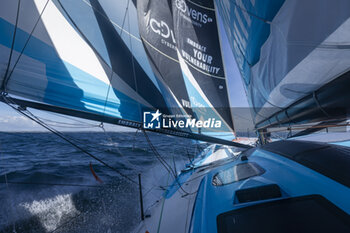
[0,115,43,131]
[0,102,135,132]
[0,114,135,132]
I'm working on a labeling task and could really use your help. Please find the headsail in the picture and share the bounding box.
[216,0,350,130]
[137,0,193,115]
[138,0,235,139]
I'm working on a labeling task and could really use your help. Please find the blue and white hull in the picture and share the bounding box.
[135,140,350,233]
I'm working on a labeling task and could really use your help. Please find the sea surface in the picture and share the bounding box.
[0,132,203,233]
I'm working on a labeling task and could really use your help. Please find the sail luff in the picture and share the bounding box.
[214,0,236,136]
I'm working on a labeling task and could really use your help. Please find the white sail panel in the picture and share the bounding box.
[0,0,167,123]
[216,0,350,125]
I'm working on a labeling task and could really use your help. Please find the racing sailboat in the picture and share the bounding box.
[1,0,350,232]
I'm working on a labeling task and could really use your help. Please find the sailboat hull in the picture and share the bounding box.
[135,140,350,233]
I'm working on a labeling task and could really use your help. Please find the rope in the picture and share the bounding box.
[47,111,99,126]
[142,129,197,196]
[132,128,139,151]
[3,0,50,91]
[142,129,175,176]
[1,0,21,91]
[119,0,130,37]
[127,0,143,121]
[2,95,138,185]
[49,212,84,233]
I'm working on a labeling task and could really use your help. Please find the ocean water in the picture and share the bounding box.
[0,132,202,233]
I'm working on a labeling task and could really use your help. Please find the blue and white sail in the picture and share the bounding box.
[216,0,350,129]
[0,0,246,146]
[0,0,167,123]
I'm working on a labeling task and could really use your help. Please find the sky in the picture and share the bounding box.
[0,103,136,132]
[0,8,250,132]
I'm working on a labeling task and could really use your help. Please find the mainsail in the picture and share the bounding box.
[216,0,350,131]
[1,0,159,122]
[0,0,245,147]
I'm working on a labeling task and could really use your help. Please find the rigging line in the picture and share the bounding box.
[10,104,105,152]
[3,0,50,91]
[49,212,84,233]
[97,1,129,147]
[31,115,100,127]
[101,70,113,121]
[119,0,130,37]
[19,111,140,163]
[43,111,99,126]
[3,97,138,185]
[56,0,112,73]
[313,92,331,118]
[172,150,178,175]
[35,118,98,127]
[142,130,197,196]
[98,123,135,170]
[0,124,138,174]
[127,1,143,122]
[28,2,113,121]
[81,0,141,41]
[35,123,98,129]
[185,147,193,164]
[1,0,21,91]
[1,125,107,157]
[142,184,165,201]
[132,128,139,150]
[142,129,175,176]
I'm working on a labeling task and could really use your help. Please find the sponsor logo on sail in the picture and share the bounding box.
[150,18,176,44]
[175,0,213,25]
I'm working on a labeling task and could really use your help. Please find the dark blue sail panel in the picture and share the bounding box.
[216,0,350,126]
[137,0,235,139]
[137,0,192,114]
[89,0,169,115]
[0,0,243,145]
[0,0,171,124]
[172,0,235,137]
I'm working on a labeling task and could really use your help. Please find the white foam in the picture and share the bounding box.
[20,194,79,231]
